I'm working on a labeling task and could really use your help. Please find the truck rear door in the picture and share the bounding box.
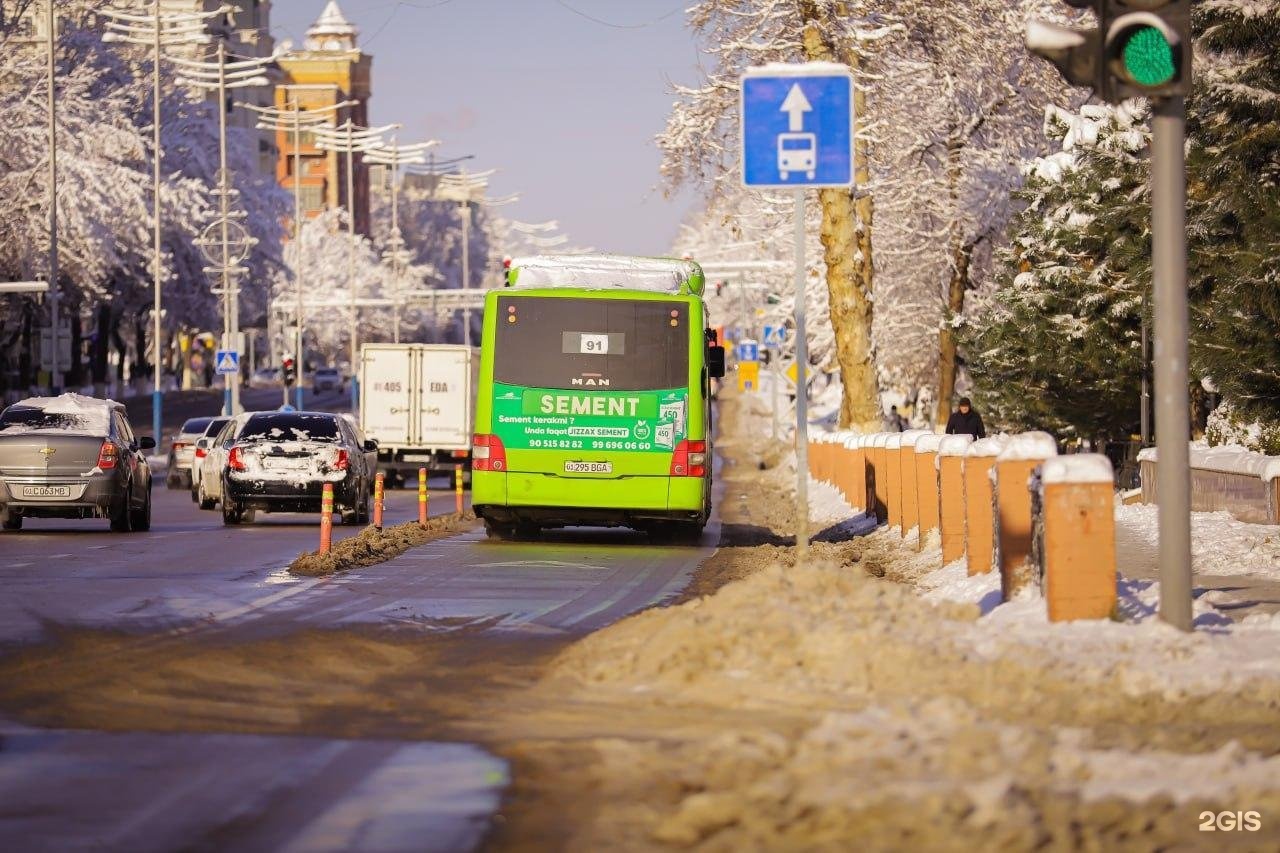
[360,346,414,447]
[418,347,472,450]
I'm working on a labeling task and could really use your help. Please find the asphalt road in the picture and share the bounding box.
[0,422,722,851]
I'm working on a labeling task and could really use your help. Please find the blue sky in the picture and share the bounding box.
[272,1,703,254]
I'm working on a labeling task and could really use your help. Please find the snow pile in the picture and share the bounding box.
[808,475,857,527]
[0,394,117,436]
[1138,443,1280,481]
[996,430,1058,461]
[1115,503,1280,578]
[1041,454,1113,485]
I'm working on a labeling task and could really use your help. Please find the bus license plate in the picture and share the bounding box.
[22,485,71,499]
[564,461,612,474]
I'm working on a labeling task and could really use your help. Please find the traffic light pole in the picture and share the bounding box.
[793,188,809,562]
[1152,94,1192,631]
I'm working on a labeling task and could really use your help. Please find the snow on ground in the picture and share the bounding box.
[1116,502,1280,578]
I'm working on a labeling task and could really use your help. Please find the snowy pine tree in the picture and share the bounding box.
[1186,0,1280,422]
[961,104,1151,441]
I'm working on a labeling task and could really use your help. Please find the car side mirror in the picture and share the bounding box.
[708,346,726,379]
[139,436,157,450]
[196,438,211,450]
[363,439,379,452]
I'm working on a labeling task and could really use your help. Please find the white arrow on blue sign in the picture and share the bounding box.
[763,325,786,348]
[214,349,239,375]
[740,62,854,189]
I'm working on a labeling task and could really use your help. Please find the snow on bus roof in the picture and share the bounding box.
[507,254,705,296]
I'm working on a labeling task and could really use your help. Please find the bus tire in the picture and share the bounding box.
[484,520,515,541]
[513,521,541,541]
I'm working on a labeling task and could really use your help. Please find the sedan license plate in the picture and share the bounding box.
[564,461,612,474]
[22,485,71,499]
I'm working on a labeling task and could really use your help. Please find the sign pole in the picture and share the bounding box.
[1152,94,1192,631]
[793,188,809,560]
[771,352,780,441]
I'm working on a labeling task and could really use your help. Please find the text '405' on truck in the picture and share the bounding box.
[471,254,727,543]
[358,344,479,487]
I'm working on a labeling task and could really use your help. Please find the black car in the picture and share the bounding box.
[220,411,376,525]
[0,394,154,532]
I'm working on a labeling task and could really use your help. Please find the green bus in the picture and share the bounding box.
[471,255,726,541]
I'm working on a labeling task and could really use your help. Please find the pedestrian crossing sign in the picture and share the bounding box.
[214,349,239,375]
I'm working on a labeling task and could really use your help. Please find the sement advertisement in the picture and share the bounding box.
[492,383,688,453]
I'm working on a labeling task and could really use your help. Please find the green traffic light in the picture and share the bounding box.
[1121,26,1176,87]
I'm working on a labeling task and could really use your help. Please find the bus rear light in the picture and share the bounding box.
[670,440,708,478]
[472,434,506,472]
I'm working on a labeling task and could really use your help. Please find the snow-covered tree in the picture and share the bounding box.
[1186,0,1280,422]
[960,104,1151,440]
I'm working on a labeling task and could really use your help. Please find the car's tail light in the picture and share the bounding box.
[228,446,247,472]
[670,440,708,478]
[472,433,507,472]
[334,449,349,471]
[194,446,207,460]
[97,440,118,470]
[172,442,188,452]
[451,449,469,458]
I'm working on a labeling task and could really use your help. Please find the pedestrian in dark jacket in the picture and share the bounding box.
[884,405,908,432]
[945,396,986,439]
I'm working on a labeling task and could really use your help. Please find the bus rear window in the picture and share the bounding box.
[494,296,690,391]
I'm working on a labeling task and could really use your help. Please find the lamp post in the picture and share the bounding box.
[45,0,61,394]
[170,43,273,417]
[245,95,353,411]
[101,1,221,450]
[362,138,437,343]
[313,121,397,412]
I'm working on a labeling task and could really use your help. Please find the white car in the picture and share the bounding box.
[194,412,254,510]
[250,367,280,388]
[166,417,219,489]
[312,367,345,394]
[187,416,231,502]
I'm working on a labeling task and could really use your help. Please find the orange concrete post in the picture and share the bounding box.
[418,467,429,527]
[937,435,974,565]
[885,433,903,533]
[871,434,889,523]
[848,437,867,512]
[319,482,334,554]
[373,471,385,531]
[963,436,1007,576]
[899,431,928,538]
[1040,455,1118,622]
[455,464,464,514]
[914,434,943,547]
[995,432,1058,601]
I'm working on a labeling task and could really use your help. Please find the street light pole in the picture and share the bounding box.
[101,1,218,448]
[46,0,60,394]
[363,138,436,344]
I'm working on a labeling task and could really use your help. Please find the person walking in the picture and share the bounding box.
[884,404,908,432]
[945,396,986,439]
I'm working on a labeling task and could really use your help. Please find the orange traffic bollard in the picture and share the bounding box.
[914,433,943,547]
[373,471,385,531]
[885,433,903,533]
[319,482,334,554]
[418,467,428,527]
[455,464,464,514]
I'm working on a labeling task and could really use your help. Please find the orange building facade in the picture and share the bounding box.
[274,2,373,235]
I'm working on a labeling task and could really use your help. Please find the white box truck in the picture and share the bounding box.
[359,344,479,486]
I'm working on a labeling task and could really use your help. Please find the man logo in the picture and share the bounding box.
[571,377,610,387]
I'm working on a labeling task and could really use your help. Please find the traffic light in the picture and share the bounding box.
[1102,0,1190,100]
[1026,1,1190,103]
[282,355,296,387]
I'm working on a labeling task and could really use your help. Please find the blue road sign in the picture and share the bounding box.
[738,341,760,362]
[763,325,786,348]
[740,64,854,188]
[214,349,239,376]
